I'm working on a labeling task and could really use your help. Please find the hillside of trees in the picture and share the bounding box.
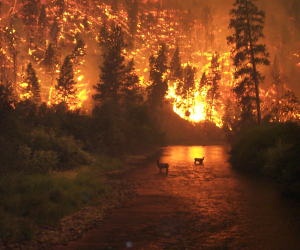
[0,0,300,244]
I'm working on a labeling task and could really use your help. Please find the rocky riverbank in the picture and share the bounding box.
[0,150,160,250]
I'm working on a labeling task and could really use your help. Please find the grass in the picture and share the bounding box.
[0,154,125,242]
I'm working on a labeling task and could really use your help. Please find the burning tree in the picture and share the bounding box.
[44,43,58,87]
[170,46,183,90]
[24,62,41,103]
[21,0,39,46]
[70,38,86,67]
[55,55,77,106]
[181,64,196,117]
[269,90,300,123]
[270,54,285,103]
[206,52,221,121]
[37,4,47,42]
[227,0,270,125]
[4,14,20,94]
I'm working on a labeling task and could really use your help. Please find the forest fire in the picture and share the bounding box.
[0,0,299,125]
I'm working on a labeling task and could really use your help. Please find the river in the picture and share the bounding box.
[54,145,300,250]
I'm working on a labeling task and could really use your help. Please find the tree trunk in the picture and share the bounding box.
[245,1,261,125]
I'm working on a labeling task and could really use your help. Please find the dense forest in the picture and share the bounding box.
[0,0,300,244]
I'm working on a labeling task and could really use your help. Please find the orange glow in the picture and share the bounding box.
[1,0,291,126]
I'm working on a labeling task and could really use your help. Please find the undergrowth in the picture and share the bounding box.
[0,155,124,242]
[229,122,300,196]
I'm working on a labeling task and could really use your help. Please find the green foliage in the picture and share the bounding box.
[229,122,300,195]
[0,125,92,174]
[0,169,110,241]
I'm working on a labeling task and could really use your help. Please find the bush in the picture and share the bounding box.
[0,169,111,241]
[229,122,300,195]
[229,122,300,172]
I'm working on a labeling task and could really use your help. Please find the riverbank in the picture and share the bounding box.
[228,122,300,196]
[51,145,300,250]
[0,149,161,250]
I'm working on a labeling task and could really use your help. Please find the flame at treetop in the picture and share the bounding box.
[0,0,298,125]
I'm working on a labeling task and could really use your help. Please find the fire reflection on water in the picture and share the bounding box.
[152,145,300,249]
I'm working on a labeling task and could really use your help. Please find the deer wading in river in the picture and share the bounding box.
[194,157,204,164]
[157,159,169,173]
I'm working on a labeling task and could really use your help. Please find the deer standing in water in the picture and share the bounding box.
[157,159,169,173]
[194,157,204,164]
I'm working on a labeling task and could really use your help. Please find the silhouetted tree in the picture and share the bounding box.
[83,15,89,31]
[121,59,143,107]
[199,72,208,92]
[271,54,284,103]
[222,98,240,141]
[4,14,19,93]
[93,25,126,104]
[125,0,139,48]
[44,43,58,87]
[38,4,47,39]
[50,19,60,46]
[55,56,77,105]
[291,0,300,31]
[181,64,196,117]
[147,43,169,108]
[206,52,221,121]
[21,0,38,27]
[126,0,139,36]
[71,38,86,66]
[170,46,183,88]
[0,82,15,116]
[201,6,215,50]
[227,0,270,125]
[57,0,65,16]
[171,47,184,109]
[98,20,109,52]
[24,62,41,103]
[111,0,119,15]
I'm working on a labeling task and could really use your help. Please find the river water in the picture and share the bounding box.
[54,145,300,250]
[149,145,300,249]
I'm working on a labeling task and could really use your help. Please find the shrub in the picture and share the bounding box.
[0,169,111,241]
[229,122,300,172]
[229,122,300,195]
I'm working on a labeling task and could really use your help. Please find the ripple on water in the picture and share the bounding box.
[152,145,300,249]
